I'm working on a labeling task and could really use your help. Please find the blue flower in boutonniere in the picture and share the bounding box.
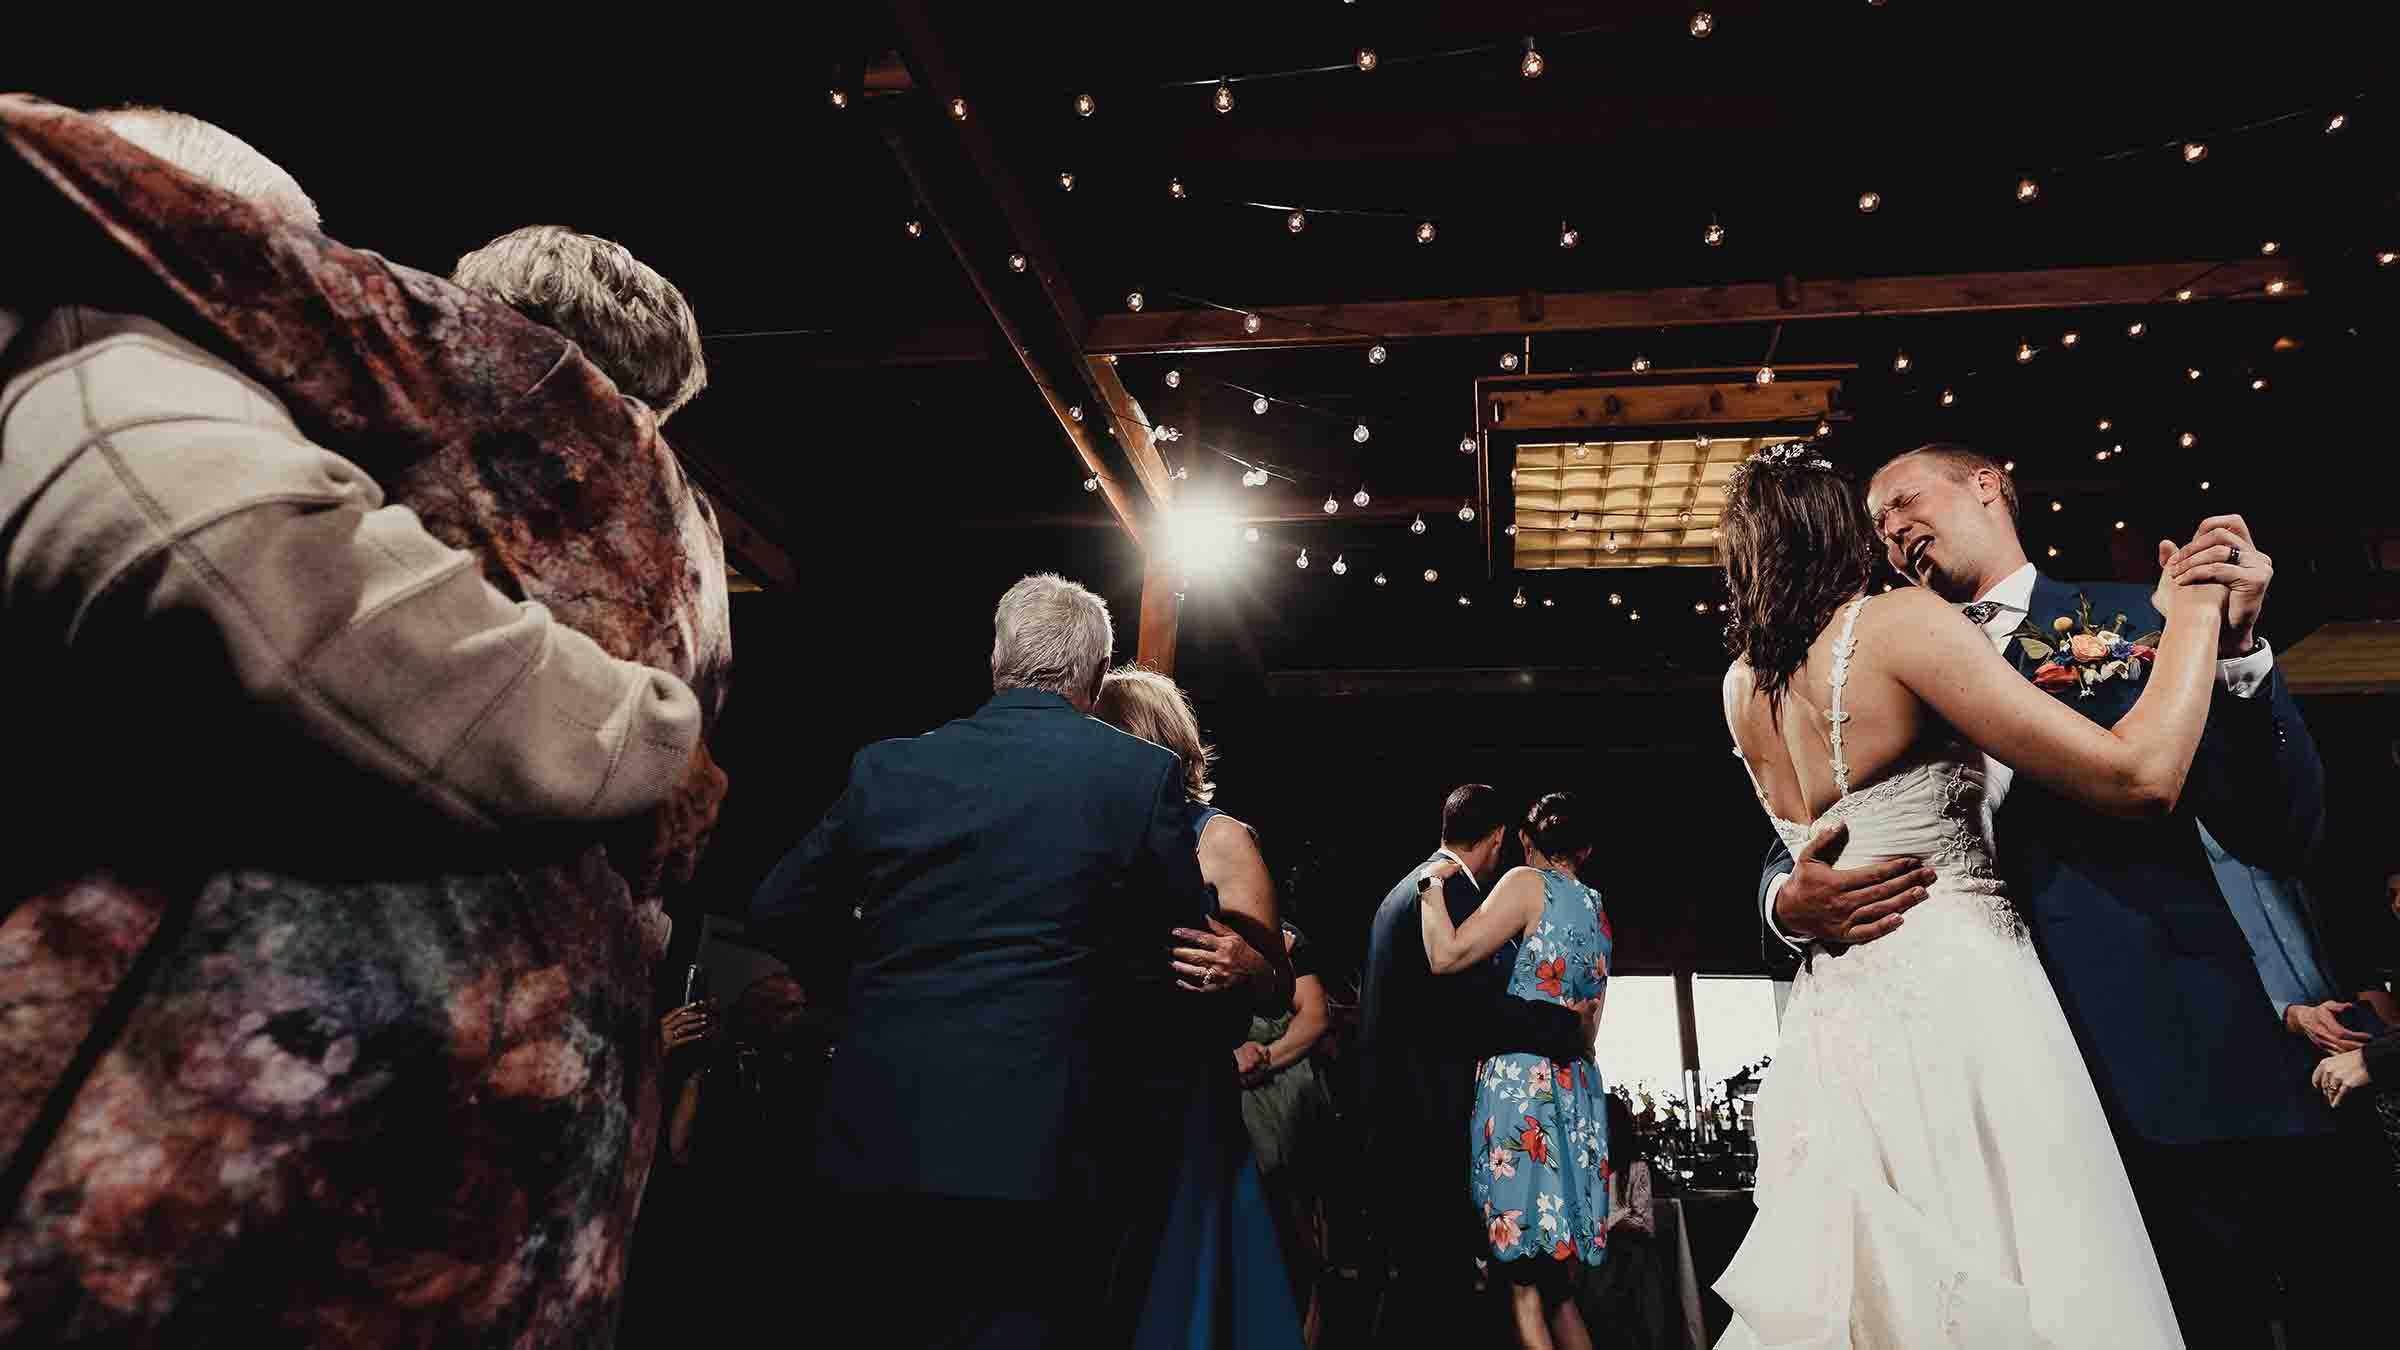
[2008,596,2161,699]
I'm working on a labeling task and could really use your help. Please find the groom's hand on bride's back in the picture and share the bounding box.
[1773,820,1937,948]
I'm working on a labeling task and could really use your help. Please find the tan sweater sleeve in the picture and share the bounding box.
[0,328,701,829]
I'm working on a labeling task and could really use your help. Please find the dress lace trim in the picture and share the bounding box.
[1827,596,1866,796]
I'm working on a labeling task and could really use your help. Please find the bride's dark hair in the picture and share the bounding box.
[1720,446,1880,719]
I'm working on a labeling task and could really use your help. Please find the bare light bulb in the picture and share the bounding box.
[949,97,968,121]
[830,89,849,109]
[2097,418,2112,430]
[2176,288,2195,302]
[1169,178,1186,199]
[1514,588,1529,609]
[1164,369,1181,388]
[1629,609,1642,622]
[1253,396,1270,415]
[2003,460,2016,471]
[1332,555,1348,575]
[1893,351,1912,372]
[2097,449,2112,461]
[2047,545,2061,558]
[1083,475,1099,492]
[1609,592,1623,606]
[2182,141,2207,163]
[1560,224,1580,249]
[1520,43,1545,78]
[2017,341,2036,363]
[2186,367,2202,381]
[1296,549,1309,569]
[1459,434,1479,454]
[1416,221,1437,244]
[906,219,924,238]
[1243,313,1263,334]
[2265,279,2288,295]
[2381,251,2399,266]
[1603,531,1621,554]
[1457,594,1472,607]
[1941,389,1957,406]
[1458,502,1477,523]
[2200,480,2211,491]
[1858,190,1882,213]
[2179,432,2196,448]
[1008,253,1028,273]
[2261,240,2281,256]
[1373,572,1388,587]
[1068,405,1084,422]
[1353,423,1371,444]
[1075,93,1096,117]
[1423,568,1439,583]
[2115,520,2127,530]
[2062,330,2080,347]
[1323,495,1339,515]
[1126,291,1144,312]
[1704,220,1726,247]
[1411,515,1427,535]
[1059,171,1075,191]
[1542,596,1556,608]
[1690,11,1715,37]
[1694,601,1711,614]
[1754,365,1775,385]
[2328,113,2347,132]
[1214,82,1234,114]
[1356,47,1378,71]
[1694,435,1711,448]
[2050,499,2063,513]
[2252,377,2269,391]
[2127,321,2146,338]
[1354,488,1371,507]
[1817,418,1833,437]
[1499,351,1521,371]
[1369,344,1388,365]
[2016,177,2039,203]
[1288,210,1308,233]
[1632,354,1651,373]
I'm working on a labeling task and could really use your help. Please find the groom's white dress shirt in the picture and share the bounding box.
[1431,846,1482,894]
[1766,563,2275,953]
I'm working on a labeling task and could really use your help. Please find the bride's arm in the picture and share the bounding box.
[1882,565,2227,817]
[1420,866,1540,974]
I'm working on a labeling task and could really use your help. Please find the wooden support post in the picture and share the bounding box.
[1136,558,1180,675]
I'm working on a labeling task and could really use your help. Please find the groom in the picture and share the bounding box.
[1760,442,2349,1346]
[1359,784,1596,1346]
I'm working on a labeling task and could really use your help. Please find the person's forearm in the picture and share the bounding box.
[1264,1012,1328,1072]
[2109,603,2222,810]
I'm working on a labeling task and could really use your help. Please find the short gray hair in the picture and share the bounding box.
[92,106,319,229]
[451,225,708,421]
[991,574,1114,702]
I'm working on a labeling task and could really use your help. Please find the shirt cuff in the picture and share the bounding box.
[2217,638,2273,699]
[2274,998,2294,1026]
[1765,873,1806,953]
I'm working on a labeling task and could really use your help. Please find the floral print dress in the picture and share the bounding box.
[1469,869,1612,1269]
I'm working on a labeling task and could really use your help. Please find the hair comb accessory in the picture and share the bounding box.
[1745,440,1834,471]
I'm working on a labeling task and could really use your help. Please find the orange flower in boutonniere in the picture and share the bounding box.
[2010,595,2160,700]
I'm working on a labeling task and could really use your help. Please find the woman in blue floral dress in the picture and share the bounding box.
[1420,792,1611,1350]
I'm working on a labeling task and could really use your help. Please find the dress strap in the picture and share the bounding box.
[1826,597,1867,796]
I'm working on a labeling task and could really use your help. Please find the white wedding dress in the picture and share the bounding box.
[1717,599,2181,1349]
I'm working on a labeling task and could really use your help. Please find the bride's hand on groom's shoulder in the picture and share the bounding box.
[1422,858,1462,889]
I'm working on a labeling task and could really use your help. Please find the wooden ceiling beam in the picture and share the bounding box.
[1085,260,2302,355]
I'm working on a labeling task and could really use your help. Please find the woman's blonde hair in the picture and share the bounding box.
[1096,666,1216,804]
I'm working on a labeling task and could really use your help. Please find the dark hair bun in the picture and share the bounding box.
[1525,791,1594,858]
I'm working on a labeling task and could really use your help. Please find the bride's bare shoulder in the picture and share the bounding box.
[1854,585,1960,637]
[1721,659,1758,716]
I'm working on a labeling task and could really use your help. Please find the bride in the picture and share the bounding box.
[1713,443,2220,1348]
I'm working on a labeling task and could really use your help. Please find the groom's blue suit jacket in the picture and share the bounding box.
[1757,576,2329,1145]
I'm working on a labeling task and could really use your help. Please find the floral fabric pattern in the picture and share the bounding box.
[1469,870,1611,1269]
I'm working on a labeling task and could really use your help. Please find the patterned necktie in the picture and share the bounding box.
[1960,600,2004,626]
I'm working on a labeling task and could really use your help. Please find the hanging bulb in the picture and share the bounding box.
[2003,460,2016,471]
[2047,545,2060,558]
[1631,354,1652,373]
[1499,351,1521,371]
[1817,418,1833,437]
[2097,418,2112,431]
[2251,376,2268,391]
[1460,434,1479,454]
[2096,449,2112,461]
[1416,221,1437,244]
[1353,423,1371,444]
[1244,526,1261,543]
[2186,367,2202,381]
[1253,396,1270,415]
[2017,341,2036,363]
[2115,520,2127,530]
[1457,594,1473,608]
[1356,47,1378,72]
[1694,601,1711,614]
[1940,388,1957,406]
[2265,279,2288,295]
[1059,171,1075,191]
[2179,432,2196,448]
[1609,592,1623,606]
[1754,365,1775,385]
[1082,475,1099,492]
[1068,405,1085,422]
[2127,321,2146,338]
[1332,554,1349,575]
[1354,487,1371,507]
[1424,568,1439,583]
[2062,330,2080,347]
[1296,548,1309,570]
[1543,596,1557,608]
[1369,344,1388,365]
[1214,81,1235,114]
[1411,514,1427,535]
[1603,531,1621,554]
[1008,253,1028,273]
[1704,220,1727,247]
[2050,500,2063,513]
[1503,523,1519,536]
[1520,38,1545,78]
[1323,495,1339,515]
[2181,141,2207,163]
[2381,252,2398,266]
[2199,480,2211,491]
[1513,588,1529,609]
[1373,572,1388,587]
[1560,223,1580,249]
[2176,288,2195,302]
[1458,501,1477,523]
[949,97,969,121]
[1243,313,1264,334]
[1893,351,1912,372]
[1164,369,1181,388]
[830,89,849,109]
[2327,112,2347,133]
[1288,210,1308,234]
[1858,190,1882,213]
[1572,445,1588,460]
[2016,177,2039,203]
[1169,178,1186,200]
[1694,434,1711,448]
[1629,609,1642,622]
[906,219,924,239]
[2261,240,2281,256]
[1690,11,1715,37]
[1126,290,1145,312]
[1075,92,1096,117]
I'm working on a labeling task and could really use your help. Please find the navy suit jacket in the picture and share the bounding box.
[750,688,1213,1204]
[1757,576,2329,1145]
[1358,855,1587,1223]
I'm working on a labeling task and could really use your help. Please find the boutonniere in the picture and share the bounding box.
[2007,593,2159,699]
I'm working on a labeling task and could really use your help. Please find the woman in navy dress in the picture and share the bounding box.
[1421,793,1612,1350]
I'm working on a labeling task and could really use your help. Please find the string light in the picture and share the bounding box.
[2046,545,2060,558]
[2328,112,2347,132]
[1356,48,1378,72]
[1164,369,1181,388]
[2265,279,2288,295]
[1253,396,1269,415]
[1754,366,1775,385]
[2199,480,2211,491]
[2115,520,2127,530]
[2097,418,2112,431]
[1374,572,1388,587]
[2378,250,2398,266]
[1323,495,1339,514]
[2252,376,2269,391]
[2186,367,2202,381]
[1244,526,1260,542]
[1629,609,1642,622]
[949,97,968,121]
[1353,423,1371,443]
[1069,405,1085,421]
[2016,177,2039,203]
[1416,221,1437,244]
[1170,178,1186,199]
[1520,38,1544,78]
[1008,253,1028,273]
[2181,141,2207,163]
[2050,500,2063,513]
[1423,568,1439,583]
[1893,351,1912,373]
[1543,596,1556,608]
[1631,354,1652,373]
[1560,223,1580,248]
[2261,240,2281,256]
[1333,554,1348,575]
[1858,190,1882,213]
[1817,418,1833,437]
[2017,341,2036,363]
[1243,313,1264,334]
[1127,291,1145,311]
[1411,514,1428,535]
[1240,468,1266,487]
[906,219,924,239]
[1572,445,1588,460]
[1288,210,1308,233]
[1460,434,1479,454]
[830,89,849,109]
[1458,501,1477,523]
[1075,92,1096,117]
[2061,330,2080,347]
[2176,288,2195,302]
[1354,487,1371,507]
[1083,475,1100,492]
[1297,548,1310,569]
[2127,321,2146,338]
[1603,531,1621,554]
[1689,11,1715,38]
[1214,81,1235,114]
[2179,431,2196,447]
[1500,351,1521,371]
[1941,389,1956,406]
[2003,460,2016,471]
[1503,523,1518,536]
[2096,448,2111,461]
[1457,594,1472,607]
[1694,601,1712,614]
[1705,219,1726,247]
[1608,592,1623,606]
[1513,588,1528,609]
[1369,344,1388,365]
